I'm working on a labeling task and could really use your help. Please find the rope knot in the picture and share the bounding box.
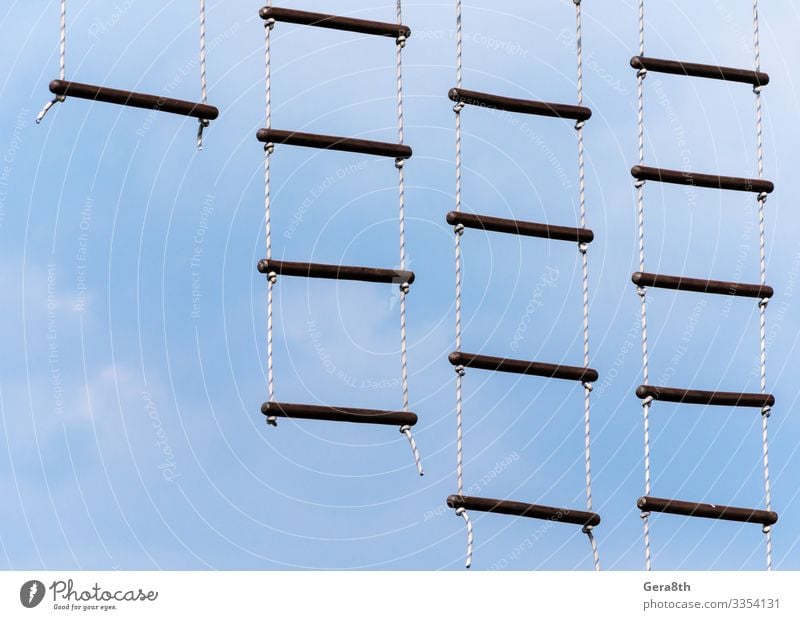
[634,179,646,189]
[455,365,466,377]
[399,281,411,294]
[759,297,770,308]
[395,157,406,170]
[762,524,772,534]
[753,84,763,95]
[757,191,769,204]
[582,381,593,392]
[640,511,651,519]
[264,142,275,155]
[267,271,278,284]
[453,102,465,114]
[642,395,654,407]
[637,68,648,80]
[575,120,586,131]
[454,223,465,236]
[264,18,276,30]
[578,241,589,254]
[636,285,647,298]
[266,417,278,427]
[396,34,407,48]
[582,524,593,534]
[761,405,772,418]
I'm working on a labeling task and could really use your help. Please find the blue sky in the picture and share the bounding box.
[2,0,800,570]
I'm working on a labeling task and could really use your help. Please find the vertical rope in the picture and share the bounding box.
[573,0,600,572]
[451,0,471,568]
[634,0,653,572]
[752,0,773,571]
[395,0,423,476]
[36,0,67,124]
[264,7,277,426]
[196,0,210,149]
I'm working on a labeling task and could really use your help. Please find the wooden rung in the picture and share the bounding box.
[49,80,219,120]
[258,259,414,285]
[448,87,592,121]
[449,352,598,383]
[632,272,773,299]
[446,211,593,243]
[262,402,417,427]
[638,496,778,526]
[630,56,769,87]
[631,165,774,194]
[257,128,412,159]
[447,495,601,527]
[259,7,410,39]
[636,385,775,408]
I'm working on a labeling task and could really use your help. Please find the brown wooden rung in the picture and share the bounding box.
[631,165,774,194]
[446,211,593,243]
[258,259,414,285]
[632,272,773,299]
[262,402,417,426]
[448,88,592,121]
[630,56,769,87]
[638,496,777,526]
[49,80,219,120]
[257,128,412,159]
[449,351,598,383]
[259,7,410,39]
[637,385,775,408]
[447,495,601,527]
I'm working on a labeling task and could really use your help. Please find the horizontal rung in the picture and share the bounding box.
[262,402,417,426]
[631,165,774,194]
[632,272,773,299]
[259,7,410,38]
[630,56,769,87]
[449,352,598,383]
[258,259,414,285]
[257,128,412,159]
[638,496,777,526]
[637,385,775,408]
[446,211,593,243]
[447,495,601,527]
[448,88,592,121]
[49,80,219,120]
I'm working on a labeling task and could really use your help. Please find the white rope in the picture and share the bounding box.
[264,8,277,426]
[752,0,773,572]
[633,0,653,572]
[455,507,473,569]
[451,0,471,568]
[36,0,67,124]
[573,0,600,573]
[395,0,422,476]
[196,0,210,150]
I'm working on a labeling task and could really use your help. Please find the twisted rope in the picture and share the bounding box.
[36,0,67,124]
[395,0,422,475]
[574,0,600,572]
[753,0,773,571]
[633,0,653,572]
[451,0,470,568]
[264,8,277,426]
[196,0,209,149]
